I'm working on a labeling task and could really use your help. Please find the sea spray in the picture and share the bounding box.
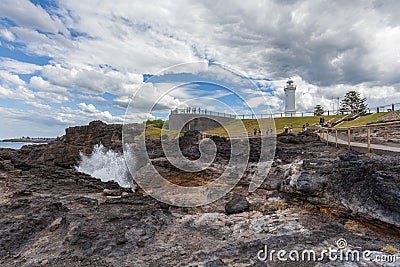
[75,144,136,191]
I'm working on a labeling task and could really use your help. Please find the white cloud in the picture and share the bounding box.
[77,102,98,113]
[40,64,143,96]
[0,83,35,102]
[75,93,107,104]
[0,70,25,86]
[0,28,15,41]
[0,107,67,138]
[115,82,184,112]
[0,57,42,74]
[36,91,70,103]
[1,0,400,136]
[25,101,51,110]
[76,102,124,123]
[0,0,67,34]
[29,75,68,93]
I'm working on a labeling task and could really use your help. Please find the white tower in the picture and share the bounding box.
[284,79,296,116]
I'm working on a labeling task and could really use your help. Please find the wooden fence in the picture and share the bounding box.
[319,121,400,154]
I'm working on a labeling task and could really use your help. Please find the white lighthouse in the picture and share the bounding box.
[284,79,296,116]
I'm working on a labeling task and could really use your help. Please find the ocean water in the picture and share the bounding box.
[0,142,42,149]
[75,144,136,191]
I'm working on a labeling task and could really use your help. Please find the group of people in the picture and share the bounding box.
[281,117,335,134]
[283,122,312,134]
[250,116,337,136]
[317,117,333,132]
[283,125,293,134]
[253,128,274,137]
[302,123,310,132]
[173,107,207,114]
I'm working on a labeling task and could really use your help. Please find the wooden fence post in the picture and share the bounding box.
[347,128,351,150]
[367,127,371,153]
[335,130,338,148]
[326,129,329,145]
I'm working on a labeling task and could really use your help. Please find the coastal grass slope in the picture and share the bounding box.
[336,112,389,128]
[206,115,342,137]
[206,112,392,137]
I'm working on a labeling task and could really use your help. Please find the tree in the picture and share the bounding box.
[339,91,368,114]
[314,104,325,116]
[145,119,165,129]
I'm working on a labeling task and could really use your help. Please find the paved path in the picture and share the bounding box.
[320,131,400,155]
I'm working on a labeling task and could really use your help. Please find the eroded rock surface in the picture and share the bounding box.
[281,153,400,229]
[0,121,399,266]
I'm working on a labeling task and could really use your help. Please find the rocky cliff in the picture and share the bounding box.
[3,120,123,169]
[0,121,399,266]
[281,152,400,231]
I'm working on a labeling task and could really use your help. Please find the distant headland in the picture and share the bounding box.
[1,137,55,143]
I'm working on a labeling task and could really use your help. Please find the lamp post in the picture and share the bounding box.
[337,97,340,114]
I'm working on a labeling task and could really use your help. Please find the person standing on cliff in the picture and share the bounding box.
[305,122,310,132]
[284,126,289,134]
[253,128,257,137]
[318,124,323,133]
[319,117,325,126]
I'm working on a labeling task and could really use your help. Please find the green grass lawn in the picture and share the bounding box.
[206,115,343,137]
[335,112,388,128]
[140,126,182,140]
[137,112,391,139]
[274,115,342,132]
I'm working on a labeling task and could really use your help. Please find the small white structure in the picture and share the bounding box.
[284,79,296,116]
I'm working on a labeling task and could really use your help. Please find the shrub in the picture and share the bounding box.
[381,245,400,254]
[267,201,287,211]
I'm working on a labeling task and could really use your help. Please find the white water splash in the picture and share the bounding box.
[75,144,135,191]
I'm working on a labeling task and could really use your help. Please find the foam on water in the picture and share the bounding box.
[75,144,135,191]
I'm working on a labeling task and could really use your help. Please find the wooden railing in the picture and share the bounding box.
[319,120,400,153]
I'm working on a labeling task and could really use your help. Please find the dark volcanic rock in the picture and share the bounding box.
[338,150,360,161]
[0,164,170,266]
[282,155,400,230]
[178,131,232,161]
[277,133,305,144]
[1,120,127,169]
[0,120,150,170]
[224,193,250,215]
[1,122,399,266]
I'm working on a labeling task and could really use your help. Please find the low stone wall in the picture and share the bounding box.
[168,113,235,131]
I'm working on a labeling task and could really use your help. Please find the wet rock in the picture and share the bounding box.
[204,258,226,266]
[49,217,65,232]
[282,155,400,230]
[102,189,122,196]
[338,150,359,161]
[1,122,399,266]
[1,120,142,169]
[277,133,305,144]
[224,194,249,215]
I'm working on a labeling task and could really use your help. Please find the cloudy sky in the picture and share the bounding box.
[1,0,400,138]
